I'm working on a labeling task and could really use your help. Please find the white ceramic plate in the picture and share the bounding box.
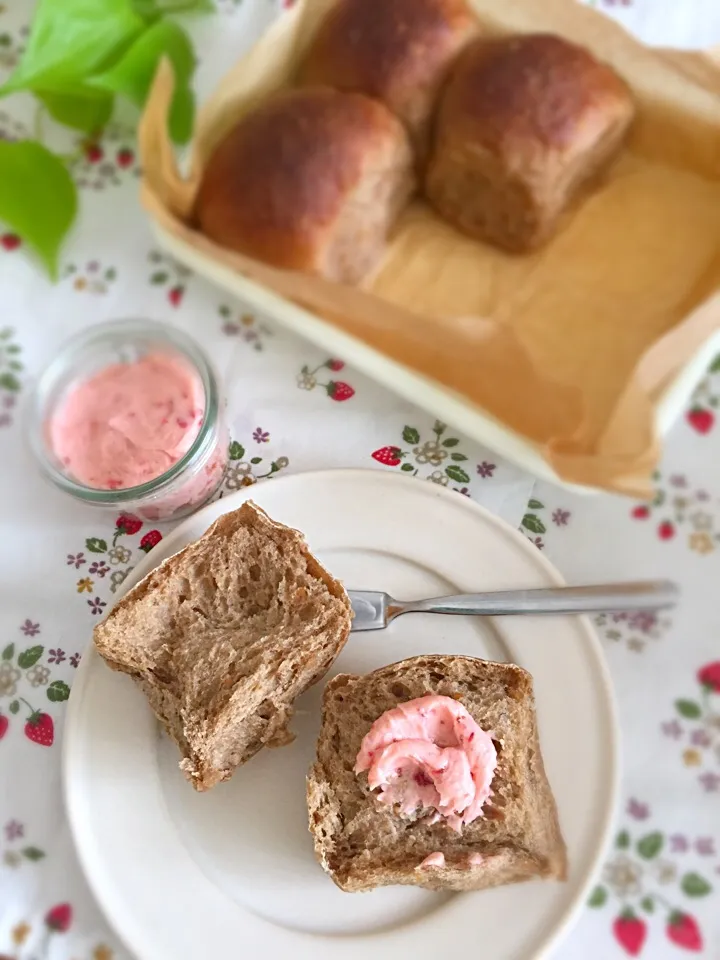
[64,470,619,960]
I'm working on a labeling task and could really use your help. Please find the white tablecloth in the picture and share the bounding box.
[1,2,719,958]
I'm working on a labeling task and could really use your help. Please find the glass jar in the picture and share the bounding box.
[28,319,229,522]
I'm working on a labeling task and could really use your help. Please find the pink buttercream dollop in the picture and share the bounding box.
[418,852,446,869]
[48,353,205,489]
[354,695,497,832]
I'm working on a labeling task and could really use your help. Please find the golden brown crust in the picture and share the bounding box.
[195,87,413,281]
[299,0,478,139]
[425,33,635,251]
[439,33,632,158]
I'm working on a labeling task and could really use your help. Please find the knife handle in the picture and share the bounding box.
[398,580,679,618]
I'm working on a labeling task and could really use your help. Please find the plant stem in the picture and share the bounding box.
[33,103,46,144]
[650,891,674,913]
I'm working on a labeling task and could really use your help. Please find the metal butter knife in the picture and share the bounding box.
[348,580,679,632]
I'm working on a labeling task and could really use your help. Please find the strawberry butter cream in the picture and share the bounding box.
[354,695,497,832]
[48,353,205,489]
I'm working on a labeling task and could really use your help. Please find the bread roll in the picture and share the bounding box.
[299,0,478,145]
[308,655,566,892]
[196,88,415,284]
[425,34,635,252]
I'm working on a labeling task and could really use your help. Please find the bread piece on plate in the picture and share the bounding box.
[195,87,415,285]
[307,655,566,892]
[425,33,635,252]
[299,0,478,147]
[94,502,352,791]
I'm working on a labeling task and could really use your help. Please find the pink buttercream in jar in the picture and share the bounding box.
[355,695,498,832]
[30,320,229,522]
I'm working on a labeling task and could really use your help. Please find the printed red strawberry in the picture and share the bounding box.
[698,661,720,693]
[168,285,184,307]
[45,902,72,932]
[658,520,675,540]
[372,446,403,467]
[632,505,650,520]
[325,381,354,401]
[140,530,162,553]
[667,912,702,952]
[1,233,20,250]
[24,709,54,747]
[613,910,647,956]
[0,713,8,740]
[686,407,714,435]
[326,358,345,371]
[85,143,103,163]
[116,513,142,537]
[116,147,134,168]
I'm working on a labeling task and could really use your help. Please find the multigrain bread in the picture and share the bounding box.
[299,0,478,148]
[195,87,415,284]
[425,33,635,252]
[94,502,353,791]
[307,655,566,892]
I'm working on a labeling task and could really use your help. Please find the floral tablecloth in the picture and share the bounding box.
[1,1,719,958]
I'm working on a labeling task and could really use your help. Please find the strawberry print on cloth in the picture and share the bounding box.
[297,358,355,402]
[630,472,720,553]
[662,662,720,793]
[685,357,720,436]
[588,802,714,955]
[1,626,70,749]
[372,420,472,489]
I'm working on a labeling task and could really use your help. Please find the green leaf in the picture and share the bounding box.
[640,896,655,914]
[47,680,71,702]
[22,846,46,861]
[616,830,630,849]
[249,457,262,465]
[637,832,663,860]
[0,372,21,392]
[442,437,459,447]
[521,514,546,535]
[400,463,414,472]
[528,499,545,509]
[588,885,607,907]
[0,141,77,279]
[37,85,114,133]
[450,452,468,461]
[150,271,168,284]
[85,537,108,553]
[1,0,144,95]
[1,643,13,660]
[681,872,712,897]
[18,645,44,669]
[710,354,720,373]
[402,426,420,445]
[228,441,245,461]
[90,20,195,143]
[9,700,19,715]
[445,465,470,484]
[675,699,702,719]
